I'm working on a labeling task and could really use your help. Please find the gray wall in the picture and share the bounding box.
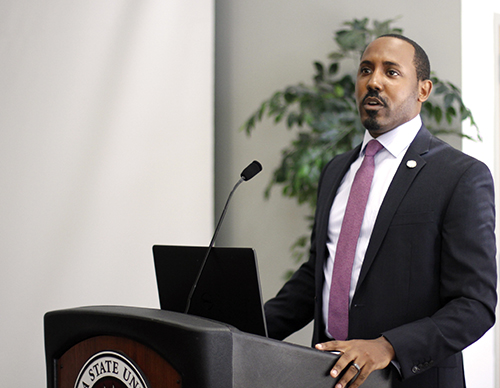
[215,0,462,345]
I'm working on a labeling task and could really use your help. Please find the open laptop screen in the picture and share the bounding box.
[153,245,268,337]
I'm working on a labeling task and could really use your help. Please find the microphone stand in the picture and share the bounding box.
[183,178,244,314]
[183,160,261,314]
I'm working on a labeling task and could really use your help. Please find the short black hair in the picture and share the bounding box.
[374,34,431,81]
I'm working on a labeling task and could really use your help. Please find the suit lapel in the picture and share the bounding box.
[355,126,432,291]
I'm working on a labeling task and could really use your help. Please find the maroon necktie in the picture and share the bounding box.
[328,139,383,340]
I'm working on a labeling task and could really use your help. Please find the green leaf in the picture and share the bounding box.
[444,93,455,109]
[422,101,434,117]
[434,83,448,94]
[257,102,266,121]
[284,88,297,103]
[336,29,368,52]
[314,61,324,78]
[333,84,345,98]
[329,62,339,75]
[433,106,443,123]
[445,106,457,125]
[372,16,403,36]
[328,52,345,62]
[287,112,297,128]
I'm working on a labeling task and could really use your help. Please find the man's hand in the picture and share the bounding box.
[315,336,395,388]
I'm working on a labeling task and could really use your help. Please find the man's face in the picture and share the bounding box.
[355,37,430,137]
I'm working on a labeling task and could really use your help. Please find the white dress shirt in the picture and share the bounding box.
[322,115,422,339]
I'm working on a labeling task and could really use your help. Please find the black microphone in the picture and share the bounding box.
[184,160,262,314]
[241,160,263,181]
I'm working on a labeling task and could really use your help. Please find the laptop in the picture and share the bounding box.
[153,245,268,337]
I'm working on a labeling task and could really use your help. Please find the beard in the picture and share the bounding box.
[360,89,387,132]
[362,110,382,132]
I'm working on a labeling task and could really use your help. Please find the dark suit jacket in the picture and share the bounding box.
[264,126,497,388]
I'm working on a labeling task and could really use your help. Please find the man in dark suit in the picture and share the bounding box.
[264,34,497,388]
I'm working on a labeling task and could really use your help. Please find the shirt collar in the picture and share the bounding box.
[361,115,422,158]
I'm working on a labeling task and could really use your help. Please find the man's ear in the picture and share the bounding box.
[418,79,433,102]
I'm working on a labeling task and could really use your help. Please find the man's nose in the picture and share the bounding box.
[366,71,383,91]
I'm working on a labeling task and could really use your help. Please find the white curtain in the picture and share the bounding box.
[0,1,214,385]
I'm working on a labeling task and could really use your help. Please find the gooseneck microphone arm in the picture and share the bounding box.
[184,160,262,314]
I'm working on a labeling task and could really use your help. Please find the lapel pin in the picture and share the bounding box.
[406,160,417,169]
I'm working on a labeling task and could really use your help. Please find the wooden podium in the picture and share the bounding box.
[44,305,392,388]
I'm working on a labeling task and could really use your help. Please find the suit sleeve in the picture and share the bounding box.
[382,160,497,379]
[264,247,316,340]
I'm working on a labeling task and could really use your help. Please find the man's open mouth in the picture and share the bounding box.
[363,96,386,108]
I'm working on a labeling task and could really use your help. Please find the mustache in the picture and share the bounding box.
[362,90,388,107]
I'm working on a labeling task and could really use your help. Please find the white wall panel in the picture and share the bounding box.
[461,1,500,387]
[0,1,214,385]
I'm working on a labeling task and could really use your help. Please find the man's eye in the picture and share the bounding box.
[388,70,399,76]
[360,67,371,74]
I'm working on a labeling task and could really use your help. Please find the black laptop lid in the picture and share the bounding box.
[153,245,268,337]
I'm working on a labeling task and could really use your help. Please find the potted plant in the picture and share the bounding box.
[240,18,478,276]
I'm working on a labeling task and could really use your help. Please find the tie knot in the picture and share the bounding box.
[364,140,383,157]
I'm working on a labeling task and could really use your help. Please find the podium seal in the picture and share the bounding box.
[74,350,150,388]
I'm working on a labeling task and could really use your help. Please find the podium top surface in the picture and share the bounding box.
[46,304,233,332]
